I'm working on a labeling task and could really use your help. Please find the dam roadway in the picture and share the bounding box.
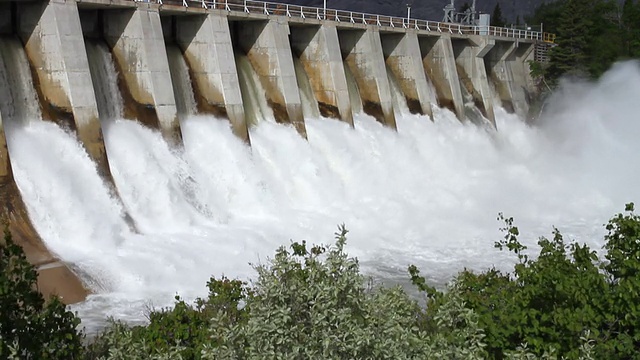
[0,0,548,303]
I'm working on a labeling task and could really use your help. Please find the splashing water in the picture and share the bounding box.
[6,55,640,333]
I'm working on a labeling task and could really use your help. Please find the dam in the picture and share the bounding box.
[0,0,550,305]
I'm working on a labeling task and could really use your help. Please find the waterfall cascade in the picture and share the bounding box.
[0,36,41,124]
[1,26,639,335]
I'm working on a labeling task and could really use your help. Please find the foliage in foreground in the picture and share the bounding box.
[426,204,640,359]
[4,204,640,359]
[91,227,490,359]
[0,229,83,359]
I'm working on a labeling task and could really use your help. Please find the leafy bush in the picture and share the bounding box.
[9,207,638,359]
[427,205,640,359]
[92,226,495,359]
[0,228,84,359]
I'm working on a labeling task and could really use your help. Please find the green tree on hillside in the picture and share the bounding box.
[622,0,640,57]
[546,0,593,82]
[491,2,507,27]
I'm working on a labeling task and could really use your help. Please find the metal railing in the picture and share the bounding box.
[137,0,550,41]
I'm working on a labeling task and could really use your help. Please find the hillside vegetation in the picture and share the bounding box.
[530,0,640,85]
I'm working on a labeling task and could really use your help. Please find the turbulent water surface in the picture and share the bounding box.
[6,60,640,332]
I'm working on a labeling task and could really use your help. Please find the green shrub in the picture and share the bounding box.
[0,228,83,359]
[93,225,497,359]
[425,205,640,359]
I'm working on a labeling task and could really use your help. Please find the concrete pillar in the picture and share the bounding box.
[508,42,536,118]
[17,0,112,180]
[175,13,249,143]
[103,6,181,145]
[381,32,434,119]
[290,24,352,126]
[452,36,496,127]
[419,35,465,120]
[484,40,517,115]
[0,112,88,304]
[338,28,396,129]
[236,19,306,138]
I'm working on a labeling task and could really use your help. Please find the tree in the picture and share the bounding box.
[546,0,593,82]
[0,228,83,359]
[491,2,506,27]
[622,0,640,57]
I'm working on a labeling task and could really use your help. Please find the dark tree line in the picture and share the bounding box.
[528,0,640,84]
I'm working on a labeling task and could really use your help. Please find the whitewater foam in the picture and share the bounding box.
[6,62,640,333]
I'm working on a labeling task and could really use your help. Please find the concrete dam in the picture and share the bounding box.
[0,0,544,304]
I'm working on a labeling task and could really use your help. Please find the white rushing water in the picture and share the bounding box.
[5,52,640,334]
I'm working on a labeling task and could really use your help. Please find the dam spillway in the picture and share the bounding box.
[4,0,633,323]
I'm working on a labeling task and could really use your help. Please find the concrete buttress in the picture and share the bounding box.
[290,24,352,126]
[508,42,536,118]
[17,0,112,181]
[419,35,465,120]
[381,31,434,119]
[103,6,182,145]
[338,28,396,129]
[236,19,306,138]
[484,40,517,115]
[175,13,249,143]
[452,36,496,126]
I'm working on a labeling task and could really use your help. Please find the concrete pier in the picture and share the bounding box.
[381,32,433,119]
[103,6,182,145]
[509,42,536,118]
[173,13,249,143]
[339,28,396,129]
[419,35,465,120]
[452,36,495,126]
[17,0,112,180]
[290,24,353,126]
[484,40,517,115]
[235,19,306,138]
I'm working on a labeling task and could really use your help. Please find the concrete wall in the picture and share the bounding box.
[103,6,182,145]
[509,42,535,118]
[174,13,249,143]
[339,28,396,129]
[452,36,495,126]
[381,31,433,119]
[0,111,87,304]
[236,19,306,138]
[17,0,112,180]
[290,24,352,126]
[419,35,464,120]
[484,40,517,115]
